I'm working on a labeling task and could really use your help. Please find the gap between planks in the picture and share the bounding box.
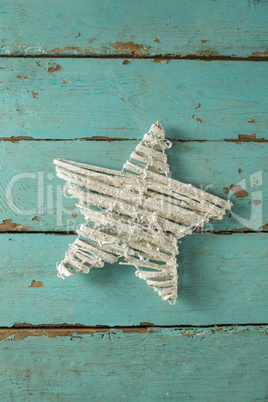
[0,230,266,235]
[1,323,268,332]
[0,138,267,143]
[0,54,268,62]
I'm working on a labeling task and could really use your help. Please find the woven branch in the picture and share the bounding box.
[54,121,232,304]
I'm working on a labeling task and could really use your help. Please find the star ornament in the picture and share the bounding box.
[54,122,232,305]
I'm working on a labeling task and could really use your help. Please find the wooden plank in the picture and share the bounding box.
[0,233,267,326]
[0,326,268,400]
[0,58,267,140]
[0,141,266,232]
[0,0,268,58]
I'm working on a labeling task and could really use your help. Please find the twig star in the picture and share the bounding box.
[54,122,232,304]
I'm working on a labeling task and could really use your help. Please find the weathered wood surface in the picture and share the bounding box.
[1,326,268,401]
[0,0,268,58]
[0,59,267,140]
[1,233,267,326]
[1,141,266,232]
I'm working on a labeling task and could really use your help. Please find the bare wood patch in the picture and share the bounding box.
[0,219,32,232]
[28,280,43,288]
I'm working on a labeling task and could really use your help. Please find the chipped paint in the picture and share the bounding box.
[225,134,267,144]
[259,223,268,230]
[48,64,62,73]
[197,50,219,56]
[32,92,38,99]
[17,75,28,80]
[111,41,151,55]
[48,46,91,54]
[192,114,203,123]
[229,184,248,198]
[0,327,153,342]
[154,58,169,64]
[0,136,34,143]
[0,219,32,231]
[29,280,43,288]
[248,119,256,123]
[253,200,262,206]
[32,216,39,221]
[250,50,268,58]
[224,185,249,198]
[122,60,130,65]
[239,133,256,141]
[154,36,160,43]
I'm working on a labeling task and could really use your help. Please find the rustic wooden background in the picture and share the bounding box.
[0,1,267,400]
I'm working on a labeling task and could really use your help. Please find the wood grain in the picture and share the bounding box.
[1,141,266,232]
[0,59,267,140]
[0,0,267,58]
[1,233,267,326]
[1,326,268,400]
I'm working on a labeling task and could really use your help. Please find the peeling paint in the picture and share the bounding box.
[224,185,248,198]
[111,41,151,55]
[196,50,219,57]
[259,223,268,230]
[29,280,43,288]
[253,200,262,206]
[154,58,169,64]
[229,184,248,198]
[224,134,267,144]
[250,50,268,58]
[235,227,253,232]
[48,46,91,54]
[48,64,62,73]
[0,219,32,231]
[0,136,34,143]
[0,327,153,342]
[239,133,256,141]
[192,114,203,123]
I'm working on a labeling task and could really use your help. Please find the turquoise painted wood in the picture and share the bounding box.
[1,1,267,398]
[0,0,267,58]
[1,141,266,232]
[1,233,267,326]
[0,59,267,140]
[1,326,268,401]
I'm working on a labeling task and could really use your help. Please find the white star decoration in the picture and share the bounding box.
[54,122,232,304]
